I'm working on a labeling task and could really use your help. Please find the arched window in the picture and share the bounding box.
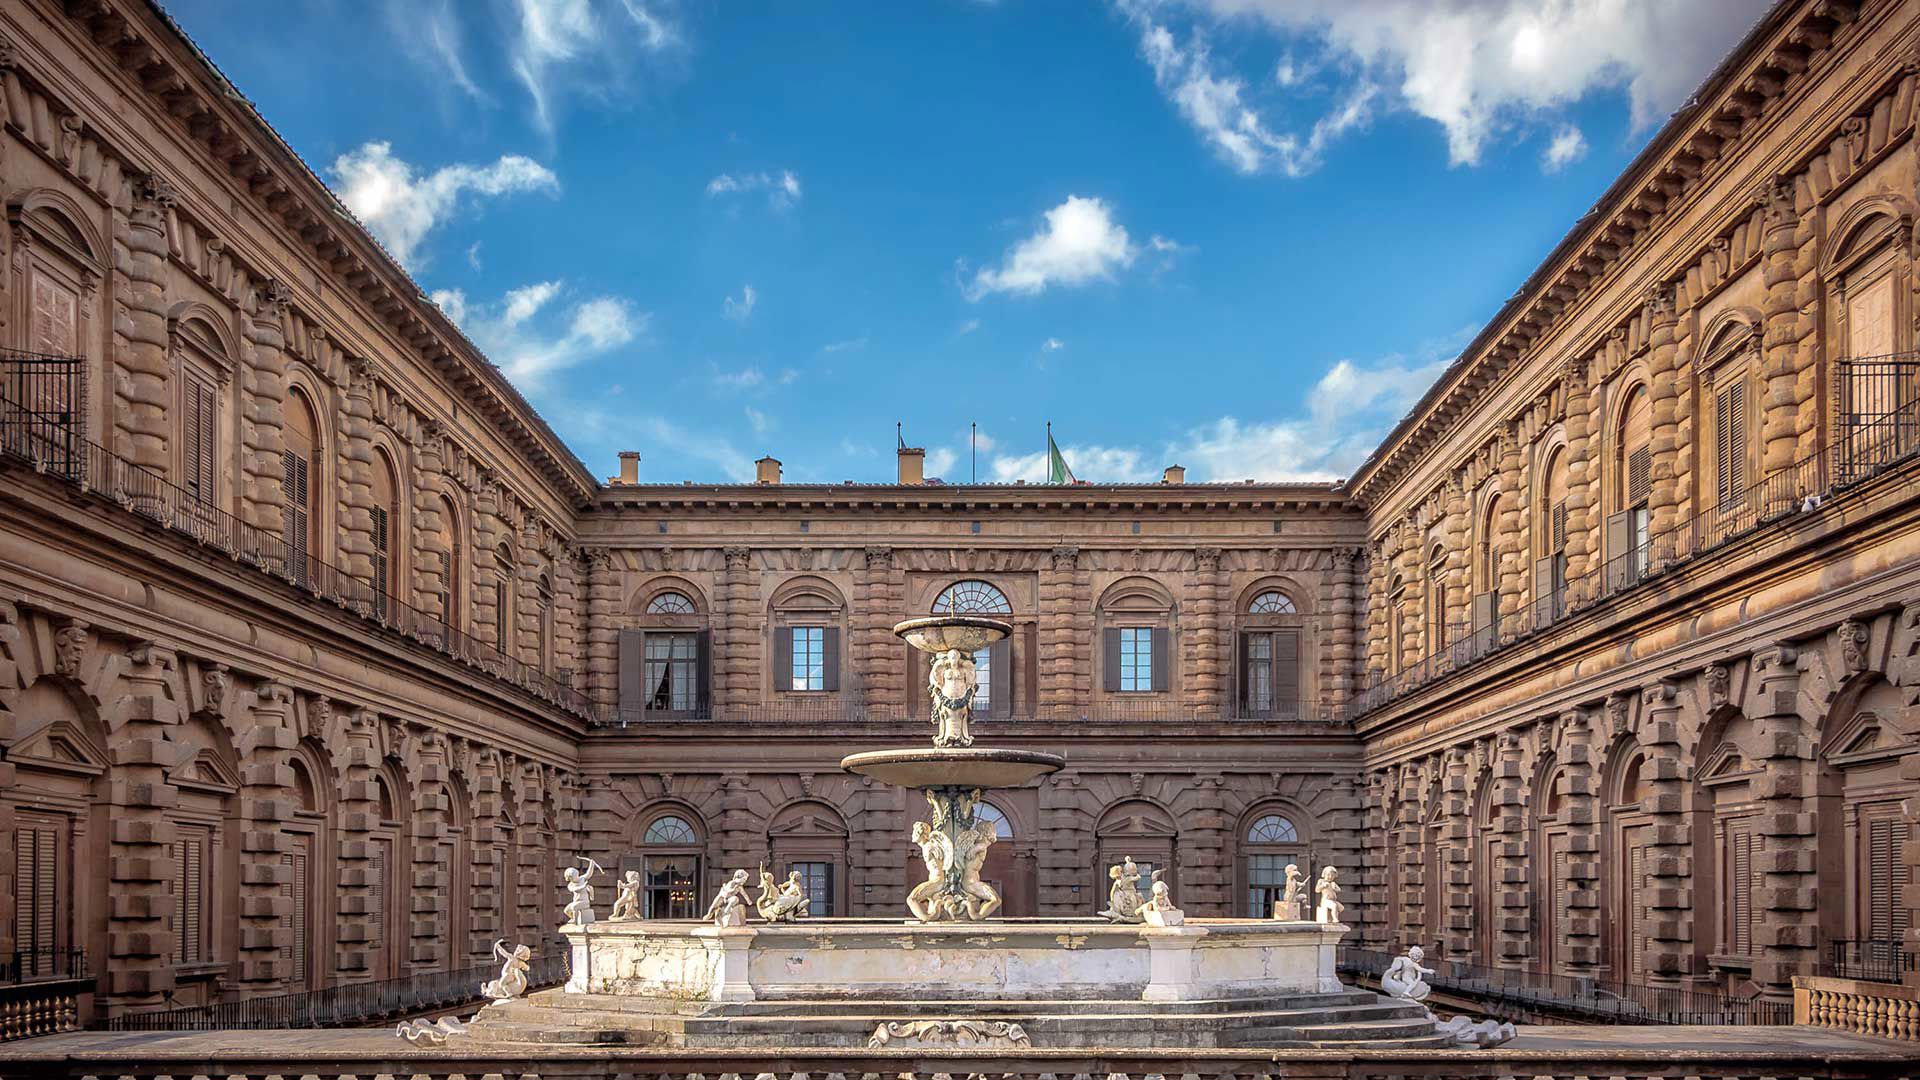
[647,591,696,615]
[1537,448,1570,621]
[371,449,400,617]
[1239,585,1302,718]
[975,803,1013,839]
[1248,590,1295,614]
[436,494,462,632]
[933,580,1011,615]
[644,815,697,844]
[282,389,320,586]
[1247,814,1299,843]
[932,581,1012,716]
[1609,385,1653,586]
[1241,810,1307,917]
[636,812,702,918]
[1425,543,1448,652]
[773,579,845,694]
[173,318,227,510]
[1387,574,1406,676]
[13,197,100,473]
[536,572,554,674]
[494,543,515,651]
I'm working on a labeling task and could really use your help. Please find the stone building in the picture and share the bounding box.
[0,0,1914,1029]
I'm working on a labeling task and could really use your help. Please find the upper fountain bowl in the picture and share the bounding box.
[893,616,1011,655]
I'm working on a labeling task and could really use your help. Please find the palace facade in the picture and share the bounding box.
[0,0,1915,1031]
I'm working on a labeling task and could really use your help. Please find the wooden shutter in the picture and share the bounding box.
[1470,591,1494,634]
[172,830,206,966]
[1235,632,1251,711]
[1605,511,1632,587]
[371,505,390,610]
[14,823,59,962]
[1728,821,1753,956]
[281,840,311,984]
[1627,446,1652,506]
[30,271,78,356]
[1551,838,1569,966]
[1533,557,1557,614]
[183,377,216,502]
[1715,381,1749,503]
[822,627,840,692]
[1551,500,1568,552]
[282,450,309,581]
[617,630,644,714]
[368,837,388,956]
[1273,630,1300,711]
[773,627,793,692]
[695,630,712,712]
[1149,627,1169,693]
[1628,841,1647,976]
[1101,628,1122,693]
[1868,812,1912,942]
[988,638,1011,718]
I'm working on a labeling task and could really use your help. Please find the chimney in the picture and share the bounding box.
[755,456,782,484]
[897,445,926,485]
[1162,464,1186,484]
[613,450,640,485]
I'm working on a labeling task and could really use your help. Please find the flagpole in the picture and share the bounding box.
[971,422,977,484]
[1045,421,1050,485]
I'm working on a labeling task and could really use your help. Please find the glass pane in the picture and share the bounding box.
[933,580,1012,614]
[792,627,824,691]
[791,861,832,916]
[972,646,992,714]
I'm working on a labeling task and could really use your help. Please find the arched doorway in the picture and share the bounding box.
[630,809,703,918]
[1817,679,1915,961]
[369,766,409,980]
[768,801,850,916]
[1532,759,1567,976]
[1094,800,1176,913]
[1237,808,1308,918]
[1605,744,1652,982]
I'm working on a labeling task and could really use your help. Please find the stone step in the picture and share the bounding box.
[513,989,1393,1017]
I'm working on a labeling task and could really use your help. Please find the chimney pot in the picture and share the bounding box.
[897,445,926,485]
[755,456,782,484]
[1162,464,1186,484]
[614,450,640,485]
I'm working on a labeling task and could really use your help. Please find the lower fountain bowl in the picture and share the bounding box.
[840,747,1065,789]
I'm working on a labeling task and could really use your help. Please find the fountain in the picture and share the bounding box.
[466,613,1446,1049]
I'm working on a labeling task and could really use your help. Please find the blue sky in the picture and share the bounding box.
[165,0,1766,484]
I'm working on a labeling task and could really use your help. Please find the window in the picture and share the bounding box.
[933,581,1012,716]
[181,373,217,505]
[647,591,696,614]
[436,495,462,632]
[13,814,67,977]
[772,582,843,693]
[1607,385,1654,589]
[933,580,1012,614]
[494,543,514,649]
[371,452,399,618]
[1426,544,1448,651]
[790,861,833,916]
[975,803,1013,839]
[620,591,711,719]
[1535,449,1570,624]
[1472,491,1499,641]
[1247,814,1299,843]
[537,573,554,673]
[1248,590,1295,615]
[640,814,701,919]
[789,626,824,690]
[1714,379,1748,505]
[29,268,78,357]
[169,824,212,966]
[644,815,697,844]
[644,634,700,711]
[1118,627,1153,691]
[282,390,318,585]
[1386,576,1405,676]
[1240,588,1301,716]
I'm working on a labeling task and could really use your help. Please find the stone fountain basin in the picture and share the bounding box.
[840,747,1064,789]
[892,615,1011,654]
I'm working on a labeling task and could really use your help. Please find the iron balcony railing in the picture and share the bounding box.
[1347,386,1920,721]
[0,345,84,476]
[1336,945,1791,1026]
[0,947,86,985]
[596,695,1339,727]
[1822,938,1917,984]
[104,950,568,1031]
[0,383,592,719]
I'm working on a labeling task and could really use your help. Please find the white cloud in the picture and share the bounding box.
[510,0,681,134]
[956,318,982,337]
[990,444,1155,484]
[965,195,1140,300]
[705,169,802,210]
[925,447,958,479]
[635,416,754,481]
[712,366,765,391]
[1541,125,1587,173]
[466,241,484,270]
[820,336,868,354]
[1042,337,1066,352]
[745,406,770,434]
[431,281,644,388]
[1179,0,1760,167]
[723,284,757,322]
[390,0,489,103]
[1118,0,1375,177]
[329,141,558,270]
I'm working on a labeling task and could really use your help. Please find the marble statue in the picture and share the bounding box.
[756,865,811,922]
[609,870,642,922]
[705,868,751,927]
[1141,869,1184,927]
[1432,1012,1517,1048]
[1381,945,1435,1002]
[907,820,956,921]
[397,1014,469,1044]
[1276,862,1307,920]
[954,820,1001,920]
[928,648,978,748]
[1314,865,1344,925]
[1099,857,1147,923]
[561,856,604,927]
[480,939,532,1001]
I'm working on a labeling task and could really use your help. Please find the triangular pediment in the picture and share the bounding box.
[8,718,107,775]
[1698,741,1752,783]
[1823,709,1903,766]
[769,812,848,837]
[171,747,239,791]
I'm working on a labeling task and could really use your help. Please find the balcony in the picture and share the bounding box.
[0,355,592,720]
[594,694,1340,728]
[1348,368,1920,721]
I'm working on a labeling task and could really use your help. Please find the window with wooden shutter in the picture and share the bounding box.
[1551,840,1570,964]
[170,827,209,966]
[1628,842,1647,976]
[183,376,217,503]
[371,505,390,613]
[1627,446,1651,507]
[30,270,78,357]
[1273,630,1300,714]
[14,819,62,972]
[1867,813,1912,942]
[1715,380,1747,504]
[1551,501,1568,552]
[282,449,310,584]
[368,837,388,956]
[1726,818,1755,956]
[281,841,311,984]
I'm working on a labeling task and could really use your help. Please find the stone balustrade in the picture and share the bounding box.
[1795,975,1920,1042]
[0,983,83,1043]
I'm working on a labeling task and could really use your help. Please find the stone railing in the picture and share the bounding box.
[0,1046,1916,1080]
[1795,974,1920,1042]
[0,978,84,1042]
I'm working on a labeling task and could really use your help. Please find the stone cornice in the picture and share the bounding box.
[593,482,1356,515]
[40,0,597,507]
[1347,0,1869,505]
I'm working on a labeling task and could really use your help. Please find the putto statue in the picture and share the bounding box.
[906,821,955,922]
[1314,865,1344,925]
[1099,857,1147,923]
[1276,862,1307,920]
[704,868,751,927]
[906,788,1002,922]
[755,865,811,922]
[928,648,978,748]
[1380,945,1435,1002]
[480,939,532,1001]
[954,819,1001,920]
[561,856,604,928]
[1140,869,1183,927]
[608,870,643,922]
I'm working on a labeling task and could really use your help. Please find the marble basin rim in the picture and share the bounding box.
[892,615,1011,655]
[840,746,1065,789]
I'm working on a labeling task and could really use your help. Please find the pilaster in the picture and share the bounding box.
[1638,682,1692,985]
[469,747,504,965]
[411,423,447,621]
[1439,747,1474,957]
[116,175,172,475]
[1494,425,1525,634]
[584,549,618,709]
[1646,284,1684,551]
[332,701,378,982]
[234,677,296,995]
[1328,548,1359,705]
[408,731,452,975]
[1558,707,1602,974]
[1561,356,1596,605]
[855,546,905,712]
[1750,644,1816,998]
[102,640,185,1013]
[340,358,377,588]
[1189,549,1226,707]
[1490,731,1531,969]
[239,280,289,539]
[1759,176,1803,496]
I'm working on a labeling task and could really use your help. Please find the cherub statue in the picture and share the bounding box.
[1099,857,1146,923]
[1314,865,1344,925]
[1141,869,1184,926]
[561,856,603,927]
[479,939,532,1000]
[907,821,955,922]
[609,870,643,921]
[928,648,978,748]
[705,868,751,927]
[1380,945,1435,1002]
[756,866,810,922]
[955,822,1001,920]
[1276,862,1306,920]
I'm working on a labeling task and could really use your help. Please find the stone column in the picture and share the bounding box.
[555,548,581,682]
[1364,540,1388,683]
[1645,284,1683,553]
[340,358,377,589]
[1759,176,1802,508]
[102,640,185,1014]
[1328,548,1359,706]
[1441,474,1470,646]
[576,775,623,898]
[1789,179,1823,463]
[233,677,296,995]
[718,547,759,709]
[1637,682,1691,986]
[1558,707,1603,976]
[411,423,447,622]
[850,779,905,916]
[1671,290,1698,528]
[1189,549,1226,711]
[1038,774,1089,916]
[1561,356,1596,606]
[1489,731,1531,969]
[1494,422,1526,635]
[1322,774,1365,920]
[1750,644,1816,998]
[115,175,173,476]
[513,766,550,944]
[1185,774,1229,914]
[715,773,762,892]
[472,475,505,650]
[855,546,905,713]
[239,280,289,539]
[583,549,618,710]
[515,518,542,664]
[409,731,452,975]
[1394,762,1429,949]
[333,702,378,983]
[1038,547,1083,716]
[1357,771,1392,948]
[469,748,504,964]
[1439,748,1474,958]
